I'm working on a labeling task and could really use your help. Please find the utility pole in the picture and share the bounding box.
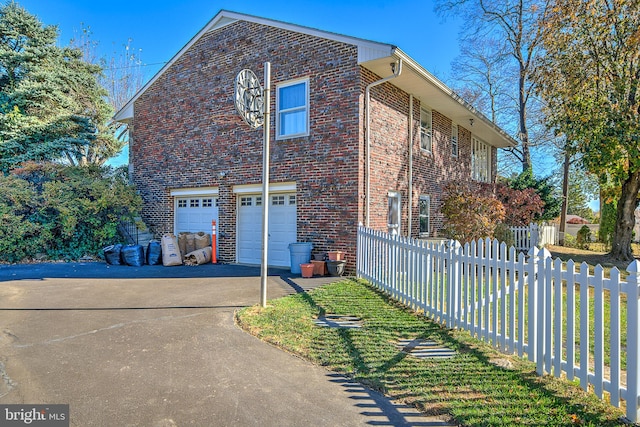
[260,62,271,308]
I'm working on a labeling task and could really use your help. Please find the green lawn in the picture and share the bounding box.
[236,279,627,426]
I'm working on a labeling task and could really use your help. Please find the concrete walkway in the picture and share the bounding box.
[0,262,454,426]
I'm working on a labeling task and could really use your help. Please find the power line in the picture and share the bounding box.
[101,61,167,71]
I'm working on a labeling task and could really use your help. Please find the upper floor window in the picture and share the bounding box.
[451,124,458,157]
[472,137,491,183]
[420,108,432,153]
[276,79,309,139]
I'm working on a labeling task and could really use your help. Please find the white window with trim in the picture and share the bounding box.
[451,124,458,157]
[387,191,401,235]
[420,108,432,152]
[419,195,430,237]
[276,78,309,139]
[472,137,491,183]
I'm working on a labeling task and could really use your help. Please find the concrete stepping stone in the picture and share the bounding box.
[314,315,363,329]
[395,338,456,359]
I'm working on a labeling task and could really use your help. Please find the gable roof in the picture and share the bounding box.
[114,10,516,149]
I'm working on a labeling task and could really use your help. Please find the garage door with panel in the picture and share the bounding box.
[237,193,296,267]
[175,196,219,250]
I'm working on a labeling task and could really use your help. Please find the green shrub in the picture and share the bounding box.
[1,162,142,262]
[576,225,592,250]
[0,175,42,262]
[598,200,616,244]
[563,233,577,248]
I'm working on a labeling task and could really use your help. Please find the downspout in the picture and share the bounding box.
[408,94,413,237]
[365,58,402,227]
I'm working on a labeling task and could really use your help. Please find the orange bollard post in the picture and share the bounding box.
[211,220,217,264]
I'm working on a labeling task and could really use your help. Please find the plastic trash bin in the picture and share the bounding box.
[288,242,313,274]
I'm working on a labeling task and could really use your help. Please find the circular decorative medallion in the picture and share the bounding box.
[234,69,264,129]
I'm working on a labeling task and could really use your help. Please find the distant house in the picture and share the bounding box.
[564,215,599,241]
[114,10,516,269]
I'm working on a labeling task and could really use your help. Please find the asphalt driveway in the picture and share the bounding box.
[0,262,451,426]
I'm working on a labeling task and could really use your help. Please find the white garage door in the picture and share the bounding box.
[237,193,297,267]
[175,196,219,237]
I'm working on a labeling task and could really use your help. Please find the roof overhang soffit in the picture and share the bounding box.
[360,49,516,149]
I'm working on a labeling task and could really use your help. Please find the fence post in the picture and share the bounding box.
[356,225,362,279]
[530,223,539,249]
[527,246,539,362]
[536,247,551,375]
[447,240,460,328]
[625,260,640,423]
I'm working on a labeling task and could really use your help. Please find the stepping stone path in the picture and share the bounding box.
[314,315,363,329]
[395,338,456,360]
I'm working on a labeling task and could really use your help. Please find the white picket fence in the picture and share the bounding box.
[356,225,640,422]
[511,222,558,251]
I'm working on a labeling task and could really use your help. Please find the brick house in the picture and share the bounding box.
[114,10,516,269]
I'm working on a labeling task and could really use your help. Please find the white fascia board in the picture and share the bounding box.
[114,103,134,123]
[233,182,296,194]
[216,10,394,58]
[170,186,219,197]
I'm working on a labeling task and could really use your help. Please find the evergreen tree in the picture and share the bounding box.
[0,2,117,172]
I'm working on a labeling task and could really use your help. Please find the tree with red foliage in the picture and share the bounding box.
[441,182,506,243]
[496,185,545,226]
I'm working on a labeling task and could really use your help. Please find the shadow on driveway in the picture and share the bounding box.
[0,262,453,426]
[0,261,293,281]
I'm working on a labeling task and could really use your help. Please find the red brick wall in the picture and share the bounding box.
[130,19,498,266]
[131,21,362,264]
[362,68,409,233]
[362,68,493,239]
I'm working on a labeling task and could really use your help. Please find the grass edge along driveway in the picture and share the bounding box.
[236,279,629,427]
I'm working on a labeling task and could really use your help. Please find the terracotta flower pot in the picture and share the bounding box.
[310,260,327,276]
[300,263,314,278]
[327,251,344,261]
